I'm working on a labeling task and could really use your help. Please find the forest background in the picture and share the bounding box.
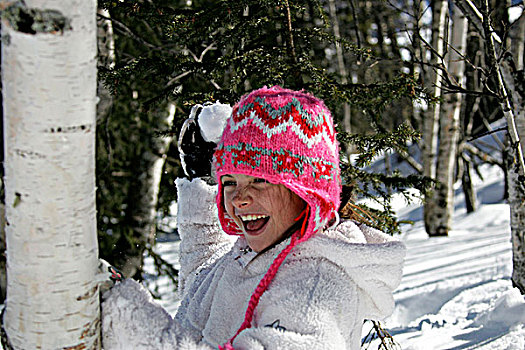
[0,0,524,348]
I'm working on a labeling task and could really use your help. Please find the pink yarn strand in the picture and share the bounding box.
[224,211,311,346]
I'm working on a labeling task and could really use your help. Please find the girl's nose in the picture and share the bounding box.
[232,187,252,208]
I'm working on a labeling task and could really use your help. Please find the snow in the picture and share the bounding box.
[143,239,182,316]
[364,163,525,349]
[142,161,525,349]
[509,6,523,24]
[197,102,232,143]
[4,159,516,349]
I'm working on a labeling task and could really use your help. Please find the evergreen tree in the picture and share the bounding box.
[95,1,181,278]
[98,0,432,248]
[95,4,433,347]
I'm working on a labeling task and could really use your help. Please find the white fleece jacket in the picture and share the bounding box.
[102,178,406,349]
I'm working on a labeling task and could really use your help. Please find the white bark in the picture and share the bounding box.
[410,0,427,157]
[2,0,99,348]
[423,0,448,235]
[452,0,521,165]
[431,5,468,235]
[470,0,525,293]
[512,13,524,70]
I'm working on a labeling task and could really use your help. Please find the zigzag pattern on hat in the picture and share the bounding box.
[228,97,337,153]
[215,142,338,181]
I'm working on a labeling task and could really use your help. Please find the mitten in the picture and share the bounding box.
[178,102,231,180]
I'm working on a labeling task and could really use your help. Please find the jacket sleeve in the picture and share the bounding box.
[175,177,236,297]
[101,279,214,350]
[231,259,362,350]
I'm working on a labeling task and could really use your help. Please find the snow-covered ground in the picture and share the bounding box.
[0,163,520,350]
[144,162,525,349]
[372,163,525,349]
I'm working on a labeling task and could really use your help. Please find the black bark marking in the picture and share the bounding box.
[13,193,21,208]
[14,149,45,159]
[76,285,97,301]
[48,124,91,133]
[2,1,72,34]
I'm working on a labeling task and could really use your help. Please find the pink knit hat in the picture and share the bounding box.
[213,86,341,346]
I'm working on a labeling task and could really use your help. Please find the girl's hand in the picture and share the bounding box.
[96,259,124,295]
[178,103,231,180]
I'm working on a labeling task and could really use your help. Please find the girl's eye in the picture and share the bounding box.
[253,178,268,184]
[222,180,236,187]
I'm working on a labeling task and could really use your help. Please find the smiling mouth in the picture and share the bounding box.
[239,214,270,234]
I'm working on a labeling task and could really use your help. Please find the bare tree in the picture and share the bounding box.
[431,3,468,235]
[119,104,176,278]
[96,8,115,122]
[422,0,449,236]
[450,0,525,293]
[480,0,525,294]
[498,15,525,294]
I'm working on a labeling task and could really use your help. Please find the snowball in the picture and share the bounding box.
[197,102,232,143]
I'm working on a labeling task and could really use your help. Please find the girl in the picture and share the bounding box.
[102,86,406,349]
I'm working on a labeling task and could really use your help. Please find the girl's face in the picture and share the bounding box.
[222,174,306,252]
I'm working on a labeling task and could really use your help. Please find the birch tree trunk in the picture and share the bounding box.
[409,0,427,138]
[96,8,115,122]
[0,203,5,302]
[474,0,525,294]
[510,4,524,71]
[504,62,525,293]
[423,0,448,236]
[458,19,482,214]
[431,5,468,235]
[507,103,525,294]
[504,15,525,294]
[117,104,176,279]
[0,16,6,305]
[1,0,100,348]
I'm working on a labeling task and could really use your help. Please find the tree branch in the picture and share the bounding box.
[97,12,159,50]
[463,142,503,167]
[452,0,502,44]
[396,148,423,174]
[481,0,525,175]
[348,0,362,50]
[481,112,506,149]
[283,0,297,64]
[187,41,217,63]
